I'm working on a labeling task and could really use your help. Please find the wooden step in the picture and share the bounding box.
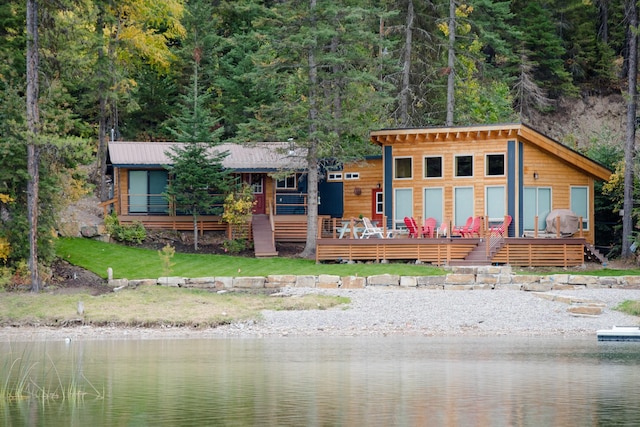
[252,215,278,257]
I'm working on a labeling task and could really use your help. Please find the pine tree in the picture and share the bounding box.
[237,0,394,258]
[165,51,230,251]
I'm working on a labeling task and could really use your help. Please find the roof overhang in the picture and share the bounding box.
[370,123,611,181]
[108,141,307,172]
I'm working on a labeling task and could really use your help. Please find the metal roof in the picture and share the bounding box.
[108,141,307,171]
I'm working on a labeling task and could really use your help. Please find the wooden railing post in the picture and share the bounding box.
[578,216,584,237]
[382,215,388,238]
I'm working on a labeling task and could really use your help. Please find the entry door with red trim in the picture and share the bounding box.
[371,189,383,223]
[248,174,265,214]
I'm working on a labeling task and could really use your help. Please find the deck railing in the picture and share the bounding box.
[274,192,308,215]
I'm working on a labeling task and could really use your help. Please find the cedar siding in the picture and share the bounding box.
[369,124,611,245]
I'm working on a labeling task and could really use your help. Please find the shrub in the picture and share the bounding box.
[222,238,249,254]
[105,214,147,244]
[0,237,9,263]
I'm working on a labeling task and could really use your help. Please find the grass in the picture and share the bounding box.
[55,237,446,280]
[1,346,102,403]
[0,285,350,328]
[615,300,640,317]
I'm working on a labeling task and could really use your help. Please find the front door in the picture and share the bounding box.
[250,174,265,214]
[371,189,383,223]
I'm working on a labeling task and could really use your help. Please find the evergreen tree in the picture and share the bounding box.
[237,0,394,257]
[512,1,575,99]
[165,54,230,251]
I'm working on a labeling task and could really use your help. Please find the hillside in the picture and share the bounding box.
[530,93,627,149]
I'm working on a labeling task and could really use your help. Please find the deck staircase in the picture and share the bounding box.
[252,214,278,257]
[449,238,506,266]
[584,243,607,264]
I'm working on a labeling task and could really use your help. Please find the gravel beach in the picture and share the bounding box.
[2,287,640,341]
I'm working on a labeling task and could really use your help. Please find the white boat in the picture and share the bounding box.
[597,326,640,341]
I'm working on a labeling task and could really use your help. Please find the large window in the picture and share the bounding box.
[524,187,551,231]
[128,170,168,214]
[424,187,443,225]
[455,155,473,177]
[424,156,443,178]
[394,157,413,179]
[485,186,505,221]
[571,186,589,230]
[486,154,505,176]
[394,188,413,228]
[454,187,474,226]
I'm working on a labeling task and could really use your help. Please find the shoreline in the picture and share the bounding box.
[2,287,639,341]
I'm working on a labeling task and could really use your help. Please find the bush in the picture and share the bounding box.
[105,214,147,244]
[222,238,249,254]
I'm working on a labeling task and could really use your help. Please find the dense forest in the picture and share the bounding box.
[0,0,638,288]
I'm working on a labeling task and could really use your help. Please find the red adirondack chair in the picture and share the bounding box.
[423,217,437,238]
[464,216,482,237]
[452,216,473,237]
[403,217,422,238]
[489,215,512,237]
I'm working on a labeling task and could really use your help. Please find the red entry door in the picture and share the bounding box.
[250,174,265,214]
[371,189,383,223]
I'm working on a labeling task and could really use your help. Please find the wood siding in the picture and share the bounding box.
[341,158,383,219]
[370,126,607,243]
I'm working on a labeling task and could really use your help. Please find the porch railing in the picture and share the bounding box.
[274,192,307,215]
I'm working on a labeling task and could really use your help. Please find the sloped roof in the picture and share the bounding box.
[108,141,307,172]
[369,123,611,181]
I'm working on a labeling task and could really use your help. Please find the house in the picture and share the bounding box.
[105,141,310,252]
[315,123,612,266]
[369,123,611,244]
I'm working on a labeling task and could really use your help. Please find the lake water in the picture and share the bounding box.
[1,336,639,426]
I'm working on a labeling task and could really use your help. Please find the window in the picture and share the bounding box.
[250,174,263,194]
[523,187,551,231]
[375,191,384,215]
[455,155,473,177]
[394,188,413,228]
[327,172,342,181]
[344,172,360,180]
[424,156,443,178]
[424,188,443,225]
[571,186,589,230]
[454,187,474,226]
[128,170,168,214]
[394,157,412,179]
[485,186,505,221]
[276,175,297,190]
[486,154,505,176]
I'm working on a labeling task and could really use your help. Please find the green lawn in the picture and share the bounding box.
[56,237,446,279]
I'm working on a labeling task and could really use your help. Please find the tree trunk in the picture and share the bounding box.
[96,4,109,201]
[193,213,199,251]
[300,0,318,259]
[597,0,609,44]
[446,0,455,126]
[399,0,414,126]
[27,0,40,292]
[621,0,637,259]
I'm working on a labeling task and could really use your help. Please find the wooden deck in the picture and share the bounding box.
[316,236,590,267]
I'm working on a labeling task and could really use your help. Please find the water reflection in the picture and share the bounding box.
[1,337,639,426]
